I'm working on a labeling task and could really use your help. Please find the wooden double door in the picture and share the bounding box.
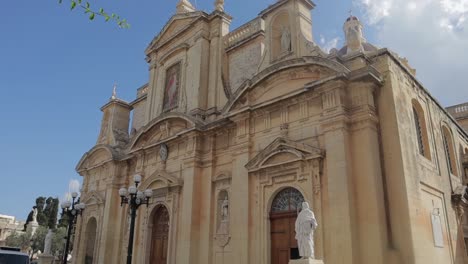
[270,211,299,264]
[150,206,169,264]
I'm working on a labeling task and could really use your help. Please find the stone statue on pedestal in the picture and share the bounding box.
[32,207,38,223]
[295,202,318,259]
[44,229,53,255]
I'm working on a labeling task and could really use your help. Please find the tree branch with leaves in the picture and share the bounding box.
[59,0,129,28]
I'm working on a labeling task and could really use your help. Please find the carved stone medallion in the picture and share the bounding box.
[160,143,168,161]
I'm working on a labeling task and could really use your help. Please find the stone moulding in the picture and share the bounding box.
[76,144,118,173]
[245,137,324,172]
[128,112,204,151]
[222,56,350,113]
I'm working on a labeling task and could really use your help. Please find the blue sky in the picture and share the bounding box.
[1,0,466,220]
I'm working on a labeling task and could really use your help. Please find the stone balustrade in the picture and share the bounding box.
[224,17,264,49]
[455,104,468,114]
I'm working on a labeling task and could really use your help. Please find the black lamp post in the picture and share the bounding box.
[119,174,153,264]
[60,192,85,264]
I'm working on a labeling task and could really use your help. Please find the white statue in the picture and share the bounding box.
[295,202,318,259]
[221,197,229,221]
[217,197,229,235]
[32,207,38,223]
[281,25,291,52]
[44,229,53,255]
[215,0,224,11]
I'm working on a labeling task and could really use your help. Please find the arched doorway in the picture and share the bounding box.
[84,218,97,264]
[150,206,169,264]
[270,187,305,264]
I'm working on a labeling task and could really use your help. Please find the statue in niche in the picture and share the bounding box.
[280,25,291,53]
[217,196,229,235]
[295,202,318,259]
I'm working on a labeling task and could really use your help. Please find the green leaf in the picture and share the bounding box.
[89,13,95,20]
[77,0,82,4]
[58,0,63,4]
[71,1,76,10]
[99,8,104,14]
[86,2,90,8]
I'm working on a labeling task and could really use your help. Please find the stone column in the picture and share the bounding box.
[319,85,357,264]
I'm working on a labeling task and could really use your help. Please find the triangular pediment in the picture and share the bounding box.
[140,170,183,190]
[146,11,207,53]
[245,137,323,172]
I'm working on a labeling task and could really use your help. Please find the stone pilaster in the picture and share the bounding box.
[229,113,250,264]
[206,12,231,119]
[176,132,203,264]
[349,82,387,264]
[320,85,357,264]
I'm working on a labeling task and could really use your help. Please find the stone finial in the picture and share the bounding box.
[111,83,117,100]
[215,0,225,12]
[177,0,196,13]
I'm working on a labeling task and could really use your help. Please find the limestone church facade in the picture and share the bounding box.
[73,0,468,264]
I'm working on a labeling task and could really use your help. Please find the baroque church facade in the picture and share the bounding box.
[73,0,468,263]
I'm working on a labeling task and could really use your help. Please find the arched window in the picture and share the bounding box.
[271,187,305,213]
[442,126,458,176]
[412,100,431,160]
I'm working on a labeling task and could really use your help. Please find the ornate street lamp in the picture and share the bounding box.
[60,192,85,264]
[119,174,153,264]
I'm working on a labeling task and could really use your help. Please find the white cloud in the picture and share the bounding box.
[319,35,340,53]
[356,0,468,105]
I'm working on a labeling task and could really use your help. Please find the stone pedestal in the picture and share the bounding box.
[289,258,324,264]
[27,221,39,236]
[37,254,55,264]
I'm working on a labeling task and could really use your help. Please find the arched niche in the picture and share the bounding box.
[271,11,291,60]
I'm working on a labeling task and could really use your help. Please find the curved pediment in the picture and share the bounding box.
[224,57,350,113]
[246,137,323,172]
[140,170,183,190]
[76,145,116,173]
[129,113,203,151]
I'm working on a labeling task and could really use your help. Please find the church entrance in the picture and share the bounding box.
[150,206,169,264]
[270,188,305,264]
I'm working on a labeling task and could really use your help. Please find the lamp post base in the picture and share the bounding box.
[38,254,55,264]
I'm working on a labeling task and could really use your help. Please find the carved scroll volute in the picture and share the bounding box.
[312,159,323,195]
